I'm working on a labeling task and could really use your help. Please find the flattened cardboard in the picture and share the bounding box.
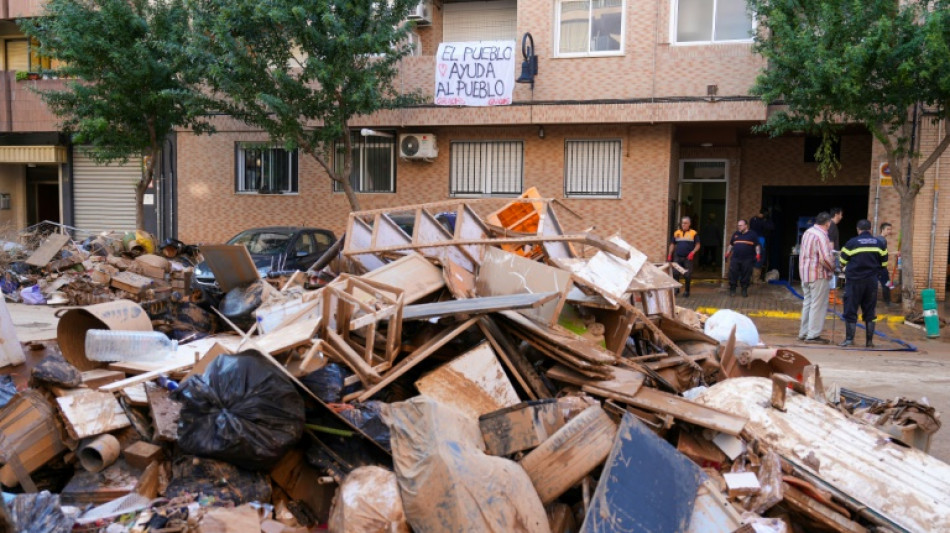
[25,233,70,267]
[199,244,260,292]
[416,342,521,419]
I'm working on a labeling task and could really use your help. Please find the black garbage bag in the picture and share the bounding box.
[339,401,390,450]
[164,455,272,505]
[219,279,264,330]
[30,354,81,388]
[0,375,16,408]
[301,363,348,403]
[8,491,74,533]
[175,350,305,470]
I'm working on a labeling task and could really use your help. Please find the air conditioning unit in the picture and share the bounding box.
[400,133,438,159]
[406,1,432,25]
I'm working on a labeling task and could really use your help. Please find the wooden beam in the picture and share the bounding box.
[325,331,381,386]
[356,318,478,402]
[478,316,552,399]
[342,233,630,260]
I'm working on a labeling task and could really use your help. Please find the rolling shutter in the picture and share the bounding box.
[72,149,143,233]
[443,1,517,42]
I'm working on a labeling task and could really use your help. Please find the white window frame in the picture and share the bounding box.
[554,0,626,58]
[670,0,755,46]
[235,143,298,195]
[563,139,623,198]
[678,158,729,182]
[449,140,524,197]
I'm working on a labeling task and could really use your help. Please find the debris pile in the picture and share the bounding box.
[1,191,947,532]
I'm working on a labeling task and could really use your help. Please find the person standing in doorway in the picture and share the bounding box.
[839,219,888,347]
[700,212,722,268]
[668,216,700,298]
[877,222,895,307]
[828,207,844,250]
[798,212,836,344]
[725,219,760,297]
[749,208,774,282]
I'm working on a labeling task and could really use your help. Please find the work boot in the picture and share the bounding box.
[729,287,736,296]
[741,287,748,297]
[839,322,856,347]
[865,321,876,348]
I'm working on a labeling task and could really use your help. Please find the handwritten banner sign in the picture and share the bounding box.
[435,41,516,107]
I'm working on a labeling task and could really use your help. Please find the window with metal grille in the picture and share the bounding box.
[235,143,298,194]
[333,132,396,193]
[450,141,523,196]
[564,139,621,197]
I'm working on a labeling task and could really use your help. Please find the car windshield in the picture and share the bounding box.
[227,229,293,256]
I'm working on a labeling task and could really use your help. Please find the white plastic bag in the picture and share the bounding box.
[704,309,760,346]
[20,285,45,305]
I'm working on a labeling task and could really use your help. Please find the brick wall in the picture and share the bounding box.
[176,123,675,259]
[908,119,950,295]
[0,164,25,232]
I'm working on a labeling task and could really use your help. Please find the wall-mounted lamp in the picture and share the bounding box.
[700,142,713,148]
[516,32,538,89]
[360,128,394,138]
[538,126,545,139]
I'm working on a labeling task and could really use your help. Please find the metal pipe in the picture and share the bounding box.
[872,177,881,235]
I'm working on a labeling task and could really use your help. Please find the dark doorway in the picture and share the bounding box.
[761,185,870,280]
[26,165,60,226]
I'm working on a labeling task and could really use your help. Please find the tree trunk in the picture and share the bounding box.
[337,176,361,212]
[134,179,147,232]
[898,190,916,315]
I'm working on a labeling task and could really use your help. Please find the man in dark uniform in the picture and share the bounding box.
[667,216,700,298]
[725,219,760,297]
[838,219,888,347]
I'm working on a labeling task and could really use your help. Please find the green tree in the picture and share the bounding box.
[748,0,950,312]
[21,0,213,231]
[186,0,421,211]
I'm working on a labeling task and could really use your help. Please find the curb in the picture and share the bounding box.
[695,306,906,324]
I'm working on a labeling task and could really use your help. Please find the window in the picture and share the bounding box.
[235,143,298,194]
[556,0,624,56]
[334,132,396,193]
[680,160,727,181]
[674,0,753,44]
[443,0,517,42]
[564,140,621,197]
[450,141,523,196]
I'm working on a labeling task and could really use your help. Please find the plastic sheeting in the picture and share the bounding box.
[383,397,550,533]
[704,310,760,346]
[328,466,409,533]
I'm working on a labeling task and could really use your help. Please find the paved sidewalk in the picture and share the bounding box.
[677,278,907,323]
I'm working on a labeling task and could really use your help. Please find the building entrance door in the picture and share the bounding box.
[677,160,728,279]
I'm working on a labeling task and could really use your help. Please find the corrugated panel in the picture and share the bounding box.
[0,146,67,163]
[443,0,517,42]
[73,150,142,234]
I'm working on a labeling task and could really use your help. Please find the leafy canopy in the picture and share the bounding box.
[20,0,213,164]
[748,0,950,182]
[186,0,421,158]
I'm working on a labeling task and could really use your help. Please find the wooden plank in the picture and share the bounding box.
[60,461,138,505]
[402,292,558,321]
[99,361,195,392]
[356,318,479,402]
[198,244,259,292]
[146,383,181,442]
[359,253,444,304]
[81,369,126,389]
[56,389,131,440]
[499,310,616,365]
[414,208,475,270]
[478,316,551,399]
[443,258,476,298]
[247,317,319,355]
[343,233,630,260]
[0,390,67,489]
[121,383,148,406]
[782,484,869,533]
[344,216,387,272]
[122,441,163,471]
[455,203,490,264]
[626,388,747,437]
[504,325,614,378]
[519,405,618,504]
[546,365,645,398]
[415,342,521,419]
[25,232,69,267]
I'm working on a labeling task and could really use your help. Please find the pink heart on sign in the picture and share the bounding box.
[438,63,448,77]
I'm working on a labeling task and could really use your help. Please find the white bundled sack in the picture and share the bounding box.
[704,309,760,346]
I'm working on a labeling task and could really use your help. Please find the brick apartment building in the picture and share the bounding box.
[2,0,949,295]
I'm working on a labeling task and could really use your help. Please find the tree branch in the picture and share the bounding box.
[914,116,950,179]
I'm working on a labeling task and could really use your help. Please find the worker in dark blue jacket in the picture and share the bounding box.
[838,219,888,347]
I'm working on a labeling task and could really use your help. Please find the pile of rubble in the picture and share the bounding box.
[0,191,947,532]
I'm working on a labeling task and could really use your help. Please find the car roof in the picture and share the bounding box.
[233,226,333,235]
